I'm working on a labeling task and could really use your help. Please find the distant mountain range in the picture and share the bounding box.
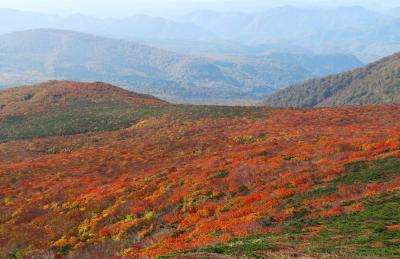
[182,6,400,62]
[0,8,212,41]
[0,29,362,104]
[0,6,400,62]
[184,6,382,41]
[265,52,400,107]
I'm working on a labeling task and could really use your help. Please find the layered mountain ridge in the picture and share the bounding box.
[0,29,362,104]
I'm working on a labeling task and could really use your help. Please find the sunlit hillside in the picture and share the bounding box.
[1,82,399,258]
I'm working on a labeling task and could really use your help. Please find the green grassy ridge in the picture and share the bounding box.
[0,101,269,142]
[165,156,400,258]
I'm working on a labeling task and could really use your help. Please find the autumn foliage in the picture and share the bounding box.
[0,95,399,257]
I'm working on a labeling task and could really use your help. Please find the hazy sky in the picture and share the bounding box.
[0,0,398,17]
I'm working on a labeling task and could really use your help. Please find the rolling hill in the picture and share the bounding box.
[0,80,167,117]
[0,29,362,104]
[0,81,399,258]
[0,81,169,142]
[0,81,268,142]
[265,52,400,108]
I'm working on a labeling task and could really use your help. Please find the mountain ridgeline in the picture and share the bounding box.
[0,29,362,104]
[1,6,399,62]
[183,6,400,62]
[265,52,400,108]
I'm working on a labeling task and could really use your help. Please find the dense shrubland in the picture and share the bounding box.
[0,83,399,258]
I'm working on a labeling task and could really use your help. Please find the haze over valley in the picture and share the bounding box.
[1,2,400,104]
[0,29,365,104]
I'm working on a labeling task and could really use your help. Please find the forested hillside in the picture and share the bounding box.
[265,52,400,107]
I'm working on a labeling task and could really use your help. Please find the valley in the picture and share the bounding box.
[0,29,362,105]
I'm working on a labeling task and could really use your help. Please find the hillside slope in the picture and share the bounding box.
[0,29,362,104]
[0,100,399,258]
[265,52,400,107]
